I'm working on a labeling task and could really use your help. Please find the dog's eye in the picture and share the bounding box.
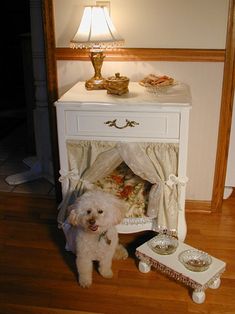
[86,209,92,215]
[98,209,103,214]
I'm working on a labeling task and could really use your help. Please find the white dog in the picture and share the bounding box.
[67,190,128,288]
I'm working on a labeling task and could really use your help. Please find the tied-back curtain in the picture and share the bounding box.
[58,140,123,225]
[146,142,179,231]
[68,140,124,191]
[58,140,179,232]
[116,142,179,231]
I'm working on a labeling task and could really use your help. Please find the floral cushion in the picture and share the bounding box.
[95,162,152,218]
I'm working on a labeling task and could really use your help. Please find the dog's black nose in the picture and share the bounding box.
[88,218,96,225]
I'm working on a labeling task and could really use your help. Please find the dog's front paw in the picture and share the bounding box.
[79,276,92,288]
[99,268,113,279]
[113,244,128,260]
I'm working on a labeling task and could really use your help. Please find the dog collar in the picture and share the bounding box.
[98,231,111,245]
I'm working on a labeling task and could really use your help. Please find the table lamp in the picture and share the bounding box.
[70,5,124,90]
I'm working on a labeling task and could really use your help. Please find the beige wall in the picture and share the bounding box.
[54,0,229,48]
[53,0,228,201]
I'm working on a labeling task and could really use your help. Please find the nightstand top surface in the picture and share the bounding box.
[56,81,192,107]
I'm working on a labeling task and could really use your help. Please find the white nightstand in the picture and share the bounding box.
[55,81,191,240]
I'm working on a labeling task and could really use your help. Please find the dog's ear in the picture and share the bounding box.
[68,208,81,226]
[67,199,83,226]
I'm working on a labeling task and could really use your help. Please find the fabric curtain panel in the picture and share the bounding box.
[58,140,180,233]
[116,142,179,231]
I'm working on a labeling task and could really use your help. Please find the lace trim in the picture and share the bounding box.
[121,217,154,225]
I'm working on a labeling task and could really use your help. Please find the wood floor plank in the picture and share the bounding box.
[1,192,235,313]
[0,303,102,314]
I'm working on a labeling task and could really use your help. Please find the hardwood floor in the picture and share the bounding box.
[0,191,235,314]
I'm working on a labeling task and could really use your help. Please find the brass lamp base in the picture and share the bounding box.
[85,50,107,90]
[85,77,107,90]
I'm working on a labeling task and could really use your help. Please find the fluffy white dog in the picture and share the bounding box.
[67,190,128,288]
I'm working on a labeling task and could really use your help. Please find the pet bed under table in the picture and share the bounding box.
[57,140,188,237]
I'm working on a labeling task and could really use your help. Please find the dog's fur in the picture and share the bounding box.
[68,190,128,288]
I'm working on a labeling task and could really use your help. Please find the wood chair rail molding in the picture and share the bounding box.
[55,47,225,62]
[42,0,235,212]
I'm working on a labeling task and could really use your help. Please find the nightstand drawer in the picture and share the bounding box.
[65,110,180,139]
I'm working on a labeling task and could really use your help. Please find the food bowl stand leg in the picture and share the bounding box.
[138,261,151,273]
[209,277,221,289]
[192,290,206,304]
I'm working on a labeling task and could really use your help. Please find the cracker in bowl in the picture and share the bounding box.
[139,74,174,87]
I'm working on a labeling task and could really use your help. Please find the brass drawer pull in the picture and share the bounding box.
[104,119,139,129]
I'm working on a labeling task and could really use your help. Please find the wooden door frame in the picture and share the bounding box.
[211,0,235,210]
[42,0,235,210]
